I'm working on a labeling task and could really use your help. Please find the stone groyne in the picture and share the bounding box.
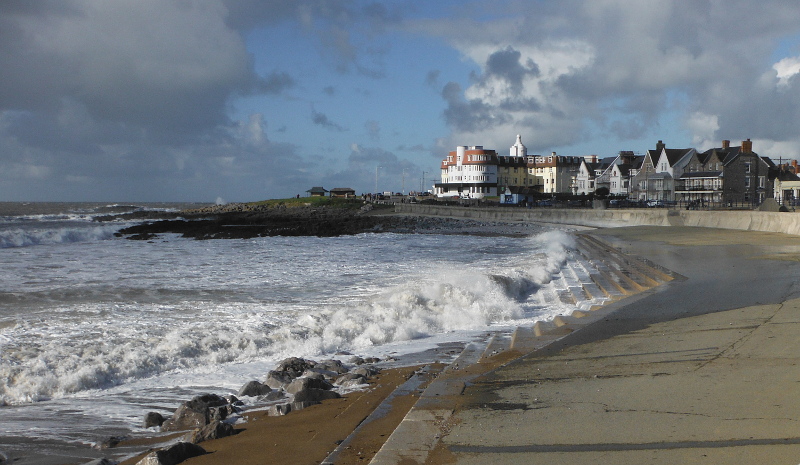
[394,204,800,236]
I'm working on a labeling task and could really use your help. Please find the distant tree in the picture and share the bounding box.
[594,187,610,198]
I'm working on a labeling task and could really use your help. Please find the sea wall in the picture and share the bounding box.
[394,204,800,236]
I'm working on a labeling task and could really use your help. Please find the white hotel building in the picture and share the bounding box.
[434,145,498,199]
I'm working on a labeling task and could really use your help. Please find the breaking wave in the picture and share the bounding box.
[0,225,122,248]
[0,230,577,404]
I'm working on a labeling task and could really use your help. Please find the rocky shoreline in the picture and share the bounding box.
[107,202,545,240]
[115,355,385,465]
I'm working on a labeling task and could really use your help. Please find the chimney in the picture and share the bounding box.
[722,140,730,149]
[656,140,665,152]
[741,139,752,154]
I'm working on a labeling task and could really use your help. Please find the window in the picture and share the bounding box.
[745,162,751,174]
[759,176,765,188]
[745,177,751,188]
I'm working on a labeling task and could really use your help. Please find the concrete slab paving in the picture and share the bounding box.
[443,298,800,464]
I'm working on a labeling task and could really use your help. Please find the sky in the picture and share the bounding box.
[3,0,800,202]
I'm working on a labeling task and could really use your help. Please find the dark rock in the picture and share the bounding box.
[264,370,295,389]
[275,357,316,378]
[293,388,340,403]
[335,373,368,387]
[136,442,206,465]
[301,370,328,381]
[187,420,236,444]
[238,380,272,397]
[225,394,241,405]
[161,394,229,432]
[83,459,118,465]
[268,400,322,416]
[143,412,166,428]
[348,356,365,365]
[97,436,126,449]
[285,377,333,394]
[351,365,380,378]
[315,359,348,374]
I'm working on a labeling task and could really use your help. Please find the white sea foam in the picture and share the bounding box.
[0,230,577,406]
[0,224,123,248]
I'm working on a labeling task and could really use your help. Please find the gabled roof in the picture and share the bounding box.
[776,170,800,181]
[329,187,355,193]
[699,146,742,165]
[306,186,329,194]
[662,148,693,166]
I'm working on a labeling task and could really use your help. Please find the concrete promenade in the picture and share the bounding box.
[370,225,800,464]
[394,204,800,235]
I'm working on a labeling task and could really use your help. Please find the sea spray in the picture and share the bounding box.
[0,229,579,406]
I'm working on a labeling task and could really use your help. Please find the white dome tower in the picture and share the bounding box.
[510,134,527,157]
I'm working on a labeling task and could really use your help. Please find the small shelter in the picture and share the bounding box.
[329,187,356,198]
[306,186,329,197]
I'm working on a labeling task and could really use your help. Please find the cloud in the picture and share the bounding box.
[411,0,800,155]
[312,109,347,132]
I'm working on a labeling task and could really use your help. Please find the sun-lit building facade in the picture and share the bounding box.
[435,145,498,199]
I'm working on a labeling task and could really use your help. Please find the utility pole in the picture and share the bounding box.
[402,169,406,195]
[375,166,380,194]
[421,171,427,192]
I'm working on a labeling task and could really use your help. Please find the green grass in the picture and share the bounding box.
[246,196,368,210]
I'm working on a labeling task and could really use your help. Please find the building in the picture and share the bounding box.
[306,186,329,197]
[575,156,609,195]
[719,139,774,204]
[630,141,694,202]
[773,168,800,206]
[526,152,582,194]
[435,145,498,199]
[329,187,356,198]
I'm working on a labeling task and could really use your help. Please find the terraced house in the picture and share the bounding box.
[436,136,782,206]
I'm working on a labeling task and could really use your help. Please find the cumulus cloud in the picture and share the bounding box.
[412,0,800,155]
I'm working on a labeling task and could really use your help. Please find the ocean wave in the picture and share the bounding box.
[0,225,122,248]
[0,230,577,404]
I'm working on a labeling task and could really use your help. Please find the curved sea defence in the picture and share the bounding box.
[395,204,800,235]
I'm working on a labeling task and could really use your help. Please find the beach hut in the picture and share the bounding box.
[306,186,329,197]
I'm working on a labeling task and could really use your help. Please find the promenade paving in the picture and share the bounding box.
[441,298,800,464]
[371,226,800,465]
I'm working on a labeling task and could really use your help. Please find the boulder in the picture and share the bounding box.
[161,394,229,432]
[187,420,236,444]
[83,459,117,465]
[143,412,166,428]
[292,388,340,404]
[285,377,333,395]
[136,442,206,465]
[335,373,368,388]
[314,359,348,374]
[238,380,273,397]
[268,400,322,416]
[348,356,365,365]
[97,436,125,449]
[274,357,316,378]
[350,365,380,378]
[264,370,295,389]
[301,370,328,381]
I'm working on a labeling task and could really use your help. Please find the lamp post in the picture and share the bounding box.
[375,166,381,194]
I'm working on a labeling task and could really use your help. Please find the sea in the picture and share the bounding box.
[0,202,591,464]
